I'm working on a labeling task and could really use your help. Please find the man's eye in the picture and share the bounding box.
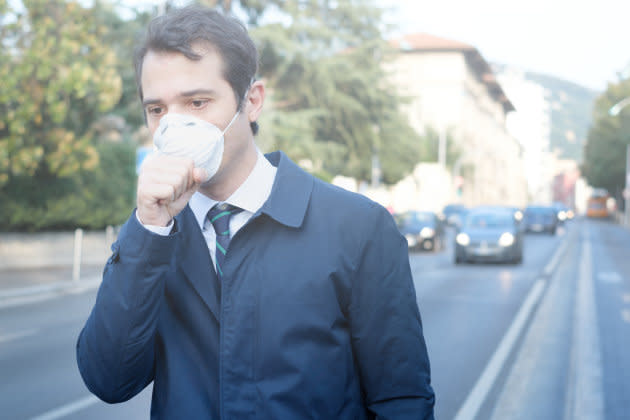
[191,100,208,108]
[148,106,163,115]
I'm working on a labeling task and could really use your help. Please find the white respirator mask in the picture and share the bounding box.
[152,111,240,183]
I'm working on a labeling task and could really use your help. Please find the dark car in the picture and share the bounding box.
[523,205,559,234]
[442,204,467,227]
[395,211,446,252]
[454,208,524,264]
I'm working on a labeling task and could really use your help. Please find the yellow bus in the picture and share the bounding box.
[586,189,610,218]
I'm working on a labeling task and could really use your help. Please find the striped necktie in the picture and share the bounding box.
[206,203,242,277]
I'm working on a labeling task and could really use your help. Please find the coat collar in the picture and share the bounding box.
[259,151,313,228]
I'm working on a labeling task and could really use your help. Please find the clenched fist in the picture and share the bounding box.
[136,154,208,227]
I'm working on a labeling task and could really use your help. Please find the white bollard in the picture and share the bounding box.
[73,228,83,283]
[105,225,114,249]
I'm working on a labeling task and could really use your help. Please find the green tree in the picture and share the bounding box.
[0,140,137,231]
[0,0,137,231]
[91,1,153,129]
[582,77,630,201]
[252,0,423,183]
[0,0,122,186]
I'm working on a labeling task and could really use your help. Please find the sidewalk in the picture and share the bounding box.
[0,265,103,307]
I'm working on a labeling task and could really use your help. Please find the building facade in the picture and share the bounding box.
[385,33,528,208]
[495,66,554,204]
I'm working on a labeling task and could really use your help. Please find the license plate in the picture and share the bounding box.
[474,243,493,255]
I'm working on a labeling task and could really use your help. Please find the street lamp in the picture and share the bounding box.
[608,97,630,226]
[609,97,630,117]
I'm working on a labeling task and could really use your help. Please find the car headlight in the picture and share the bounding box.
[405,234,418,247]
[456,233,470,246]
[514,210,523,221]
[420,227,435,238]
[499,232,515,247]
[558,211,567,221]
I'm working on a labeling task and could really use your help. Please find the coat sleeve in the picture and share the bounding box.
[350,203,435,420]
[76,211,175,403]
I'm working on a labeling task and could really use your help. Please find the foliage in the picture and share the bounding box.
[0,0,134,231]
[0,141,137,231]
[247,0,423,183]
[91,1,153,129]
[582,77,630,200]
[0,0,122,187]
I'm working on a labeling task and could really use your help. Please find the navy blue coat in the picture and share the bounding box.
[77,151,434,419]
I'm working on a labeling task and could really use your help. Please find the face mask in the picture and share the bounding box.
[153,111,239,182]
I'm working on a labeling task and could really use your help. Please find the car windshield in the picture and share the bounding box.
[443,205,464,214]
[464,212,513,228]
[396,212,434,226]
[525,207,554,216]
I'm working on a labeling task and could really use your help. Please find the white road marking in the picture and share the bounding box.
[452,278,546,420]
[29,395,99,420]
[0,328,39,343]
[454,229,571,420]
[597,271,623,284]
[543,238,569,276]
[564,239,604,419]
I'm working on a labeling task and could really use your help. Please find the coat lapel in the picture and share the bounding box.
[175,206,221,322]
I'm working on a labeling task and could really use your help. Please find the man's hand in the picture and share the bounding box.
[136,154,208,227]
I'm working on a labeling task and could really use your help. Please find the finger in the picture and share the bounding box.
[175,182,201,208]
[138,183,176,205]
[193,168,209,184]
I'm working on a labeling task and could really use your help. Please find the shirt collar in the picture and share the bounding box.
[189,148,277,227]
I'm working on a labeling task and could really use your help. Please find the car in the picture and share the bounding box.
[454,208,524,264]
[552,202,573,224]
[442,204,467,228]
[523,205,559,234]
[395,211,446,252]
[474,205,524,226]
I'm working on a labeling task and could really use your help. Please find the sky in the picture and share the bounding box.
[116,0,629,92]
[381,0,630,92]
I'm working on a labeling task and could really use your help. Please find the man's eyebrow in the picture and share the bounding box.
[142,98,161,107]
[142,89,218,107]
[180,89,218,97]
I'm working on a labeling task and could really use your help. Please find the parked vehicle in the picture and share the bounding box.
[523,205,559,234]
[454,208,523,264]
[395,211,446,252]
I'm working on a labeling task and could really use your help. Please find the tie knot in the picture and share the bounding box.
[206,203,242,236]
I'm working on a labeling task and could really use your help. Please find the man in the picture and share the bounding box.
[77,5,434,419]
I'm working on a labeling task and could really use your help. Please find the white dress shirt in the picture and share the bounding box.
[140,148,277,271]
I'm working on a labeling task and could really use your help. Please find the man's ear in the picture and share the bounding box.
[245,80,265,124]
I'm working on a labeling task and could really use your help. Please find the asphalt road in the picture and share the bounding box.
[1,218,628,419]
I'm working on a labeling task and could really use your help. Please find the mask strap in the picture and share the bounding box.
[222,110,240,135]
[224,79,255,134]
